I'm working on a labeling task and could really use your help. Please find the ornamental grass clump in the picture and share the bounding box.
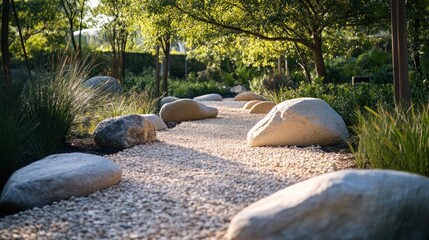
[72,91,158,137]
[353,104,429,176]
[0,55,97,190]
[22,56,97,158]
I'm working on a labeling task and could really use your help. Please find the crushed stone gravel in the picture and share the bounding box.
[0,99,355,239]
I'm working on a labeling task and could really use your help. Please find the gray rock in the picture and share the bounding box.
[227,170,429,240]
[83,76,122,93]
[159,99,218,122]
[0,153,122,211]
[230,85,248,94]
[234,92,265,101]
[247,97,349,147]
[160,96,179,107]
[193,93,223,102]
[141,114,167,131]
[94,114,156,149]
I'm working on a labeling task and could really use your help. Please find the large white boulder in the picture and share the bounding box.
[0,153,122,211]
[234,92,266,101]
[94,114,156,149]
[193,93,223,102]
[159,99,218,122]
[83,76,122,93]
[227,170,429,240]
[141,114,167,131]
[247,97,349,147]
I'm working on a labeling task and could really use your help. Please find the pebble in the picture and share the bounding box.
[0,99,355,239]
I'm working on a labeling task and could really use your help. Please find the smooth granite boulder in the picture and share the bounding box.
[249,101,276,114]
[159,99,218,122]
[247,98,349,147]
[83,76,122,93]
[94,114,156,149]
[227,170,429,240]
[160,96,179,107]
[243,100,262,110]
[0,153,122,211]
[234,92,266,101]
[141,114,167,131]
[193,93,223,102]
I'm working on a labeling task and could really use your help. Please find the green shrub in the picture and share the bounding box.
[262,73,296,92]
[123,68,155,92]
[169,79,227,98]
[353,104,429,176]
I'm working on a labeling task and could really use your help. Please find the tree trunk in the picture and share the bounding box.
[78,0,85,55]
[312,34,327,82]
[391,0,410,103]
[120,34,127,83]
[294,42,312,83]
[11,0,31,79]
[68,17,77,52]
[155,45,161,97]
[1,0,11,87]
[161,36,171,95]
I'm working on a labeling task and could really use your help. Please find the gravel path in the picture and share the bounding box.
[0,100,355,240]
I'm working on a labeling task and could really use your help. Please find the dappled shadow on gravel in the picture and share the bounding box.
[0,142,293,239]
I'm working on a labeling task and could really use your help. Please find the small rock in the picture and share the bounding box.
[243,100,262,110]
[230,85,248,94]
[193,94,223,102]
[160,96,179,107]
[141,114,167,131]
[248,101,275,114]
[234,92,265,101]
[83,76,122,93]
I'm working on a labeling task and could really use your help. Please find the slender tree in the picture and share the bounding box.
[11,0,31,78]
[1,0,12,86]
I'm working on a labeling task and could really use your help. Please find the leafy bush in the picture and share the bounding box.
[262,73,296,92]
[123,68,155,92]
[353,104,429,176]
[169,79,227,98]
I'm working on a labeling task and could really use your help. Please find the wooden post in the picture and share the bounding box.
[391,0,410,103]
